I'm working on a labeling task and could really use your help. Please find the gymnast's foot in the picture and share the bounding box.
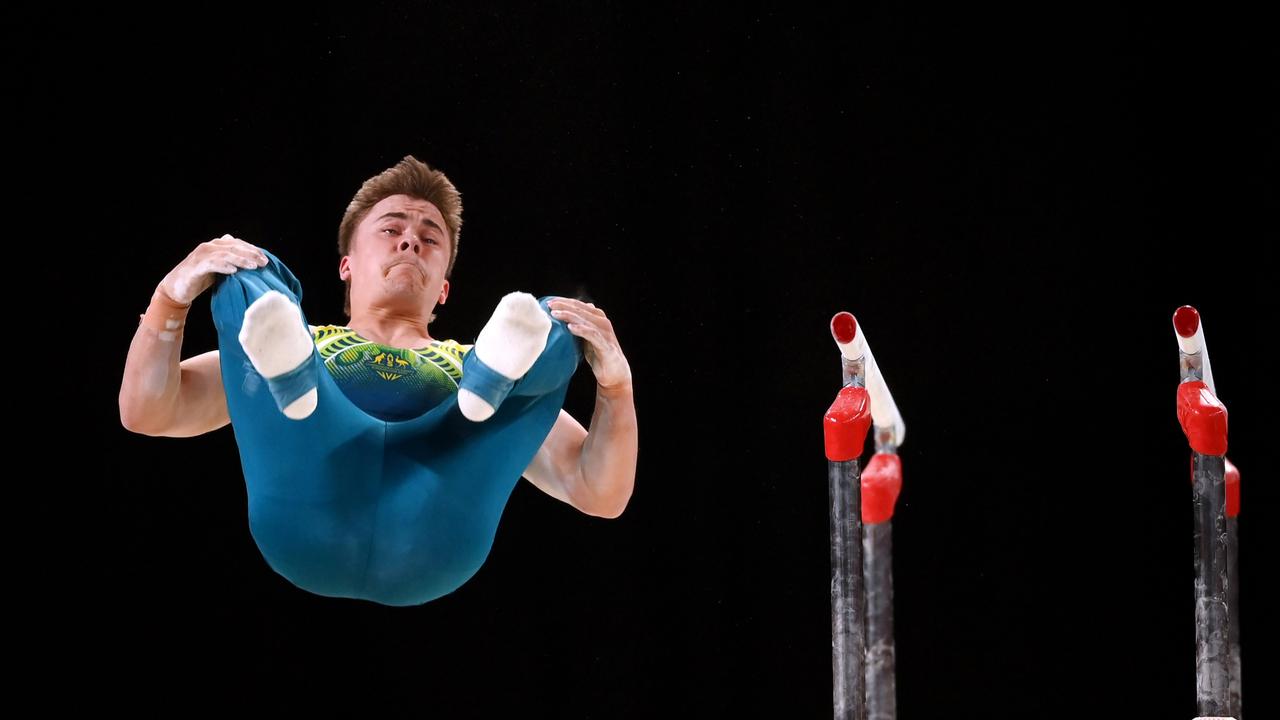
[239,290,318,420]
[458,292,552,421]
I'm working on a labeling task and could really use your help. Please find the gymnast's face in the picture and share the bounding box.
[340,194,452,317]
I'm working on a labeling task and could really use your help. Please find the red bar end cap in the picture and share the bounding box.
[824,385,871,461]
[862,453,903,523]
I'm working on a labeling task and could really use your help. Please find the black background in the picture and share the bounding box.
[32,2,1275,716]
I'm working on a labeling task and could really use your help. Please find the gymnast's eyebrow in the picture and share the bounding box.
[375,212,444,235]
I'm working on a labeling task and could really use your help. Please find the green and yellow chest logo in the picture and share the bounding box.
[369,351,414,381]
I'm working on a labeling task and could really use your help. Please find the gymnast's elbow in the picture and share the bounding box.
[119,403,162,436]
[592,504,629,520]
[580,488,633,520]
[118,393,173,437]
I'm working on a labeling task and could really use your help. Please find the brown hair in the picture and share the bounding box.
[337,155,463,315]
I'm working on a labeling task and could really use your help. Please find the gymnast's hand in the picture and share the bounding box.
[158,234,270,305]
[548,298,632,392]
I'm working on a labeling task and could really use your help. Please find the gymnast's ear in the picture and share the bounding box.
[339,255,351,281]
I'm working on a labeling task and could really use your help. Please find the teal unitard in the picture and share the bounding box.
[210,253,580,606]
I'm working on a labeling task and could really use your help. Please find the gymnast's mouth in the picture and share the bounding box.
[386,262,426,279]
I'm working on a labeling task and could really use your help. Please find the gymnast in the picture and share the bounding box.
[119,156,638,606]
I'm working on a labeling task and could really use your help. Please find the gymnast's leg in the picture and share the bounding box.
[209,251,384,599]
[458,292,580,420]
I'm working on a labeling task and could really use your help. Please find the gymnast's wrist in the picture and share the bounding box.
[596,378,633,400]
[140,287,192,336]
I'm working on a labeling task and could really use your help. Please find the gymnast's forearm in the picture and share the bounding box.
[119,288,192,434]
[577,382,638,518]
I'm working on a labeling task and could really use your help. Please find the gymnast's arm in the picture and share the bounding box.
[119,336,229,437]
[521,298,637,519]
[120,235,269,437]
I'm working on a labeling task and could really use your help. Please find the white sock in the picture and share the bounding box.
[238,290,318,420]
[458,292,552,421]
